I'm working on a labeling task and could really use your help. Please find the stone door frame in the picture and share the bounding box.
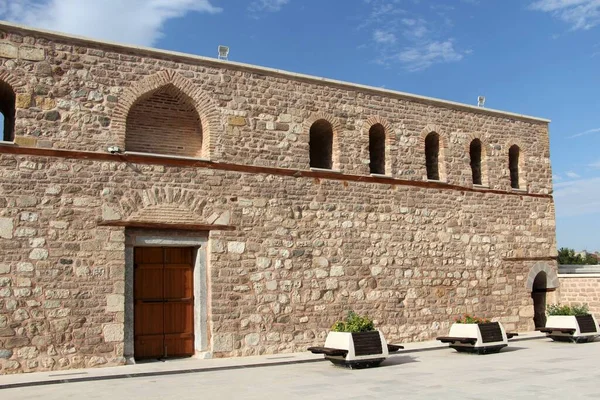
[124,232,209,363]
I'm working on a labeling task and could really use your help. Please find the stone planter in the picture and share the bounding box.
[437,322,508,354]
[541,315,599,343]
[309,331,395,368]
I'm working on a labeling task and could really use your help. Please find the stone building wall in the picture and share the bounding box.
[558,276,600,316]
[0,22,557,374]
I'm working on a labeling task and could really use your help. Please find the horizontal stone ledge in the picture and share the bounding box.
[97,220,236,232]
[0,145,554,200]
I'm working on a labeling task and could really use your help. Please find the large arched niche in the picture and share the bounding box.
[113,71,219,159]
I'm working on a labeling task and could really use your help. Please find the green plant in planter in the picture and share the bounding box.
[454,314,490,324]
[547,304,589,316]
[331,311,375,333]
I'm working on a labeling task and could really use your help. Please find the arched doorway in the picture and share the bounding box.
[531,272,547,329]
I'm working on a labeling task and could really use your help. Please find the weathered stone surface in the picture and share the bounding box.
[228,116,247,126]
[19,46,45,61]
[213,334,233,352]
[0,218,13,239]
[227,242,245,254]
[102,204,122,221]
[15,94,32,109]
[103,324,124,342]
[0,42,18,58]
[106,294,124,312]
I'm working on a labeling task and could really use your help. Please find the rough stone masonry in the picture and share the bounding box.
[0,21,557,374]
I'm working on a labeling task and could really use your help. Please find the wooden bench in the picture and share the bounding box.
[436,336,477,345]
[307,346,348,357]
[539,327,576,335]
[308,343,403,357]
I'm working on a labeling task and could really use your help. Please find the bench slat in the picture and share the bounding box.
[436,336,477,345]
[387,344,404,353]
[539,328,576,334]
[307,346,348,357]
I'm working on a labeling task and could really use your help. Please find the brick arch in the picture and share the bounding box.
[362,116,395,175]
[465,133,490,186]
[419,124,448,182]
[112,70,220,159]
[0,70,24,90]
[304,112,343,170]
[526,262,559,291]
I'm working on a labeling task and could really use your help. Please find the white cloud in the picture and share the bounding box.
[249,0,289,13]
[395,40,464,72]
[566,171,581,179]
[361,0,468,71]
[589,160,600,168]
[0,0,222,47]
[529,0,600,30]
[570,127,600,138]
[553,174,563,181]
[554,176,600,217]
[373,30,397,44]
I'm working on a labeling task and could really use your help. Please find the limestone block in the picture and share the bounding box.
[245,333,260,346]
[227,241,246,254]
[0,42,18,59]
[213,333,233,352]
[0,218,13,239]
[229,116,247,126]
[103,324,124,342]
[29,248,48,260]
[15,93,32,109]
[0,264,9,274]
[102,204,122,221]
[106,294,124,312]
[19,46,45,61]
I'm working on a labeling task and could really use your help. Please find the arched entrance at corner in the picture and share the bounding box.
[526,263,559,330]
[532,272,548,329]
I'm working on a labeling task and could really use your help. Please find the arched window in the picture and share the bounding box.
[309,119,333,169]
[470,139,482,185]
[0,80,16,142]
[425,132,440,180]
[369,123,386,175]
[126,84,202,158]
[509,145,520,189]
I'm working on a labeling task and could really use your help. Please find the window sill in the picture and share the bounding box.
[310,167,341,174]
[511,188,528,193]
[426,179,447,184]
[0,141,16,147]
[473,184,490,189]
[124,151,211,162]
[370,173,393,178]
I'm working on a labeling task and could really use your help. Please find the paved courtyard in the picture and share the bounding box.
[2,338,599,399]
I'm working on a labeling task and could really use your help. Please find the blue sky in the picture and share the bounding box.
[1,0,599,251]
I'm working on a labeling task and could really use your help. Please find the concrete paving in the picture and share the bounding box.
[2,333,598,399]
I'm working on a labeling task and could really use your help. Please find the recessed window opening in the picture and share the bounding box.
[369,123,386,175]
[509,145,520,189]
[470,139,482,185]
[425,132,440,180]
[0,80,16,142]
[309,119,333,169]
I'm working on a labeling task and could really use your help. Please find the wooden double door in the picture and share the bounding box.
[134,247,195,359]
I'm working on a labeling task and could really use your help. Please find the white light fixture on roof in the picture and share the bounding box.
[218,45,229,60]
[477,96,486,108]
